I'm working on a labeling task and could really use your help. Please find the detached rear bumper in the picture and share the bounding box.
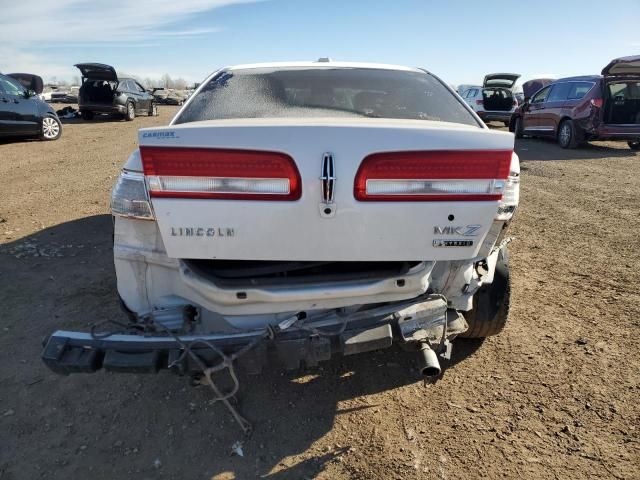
[42,319,395,375]
[42,295,459,375]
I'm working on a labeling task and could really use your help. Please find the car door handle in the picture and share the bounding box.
[0,97,8,103]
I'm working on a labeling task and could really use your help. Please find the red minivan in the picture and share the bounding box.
[510,55,640,149]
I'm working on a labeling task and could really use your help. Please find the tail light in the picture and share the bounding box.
[495,171,520,220]
[476,99,483,105]
[354,150,512,201]
[591,98,603,108]
[111,170,155,220]
[512,99,518,106]
[140,147,301,200]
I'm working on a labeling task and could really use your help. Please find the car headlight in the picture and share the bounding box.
[110,170,155,220]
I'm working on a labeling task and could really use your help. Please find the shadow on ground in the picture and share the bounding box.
[0,215,485,479]
[486,121,636,161]
[60,115,129,124]
[516,137,636,161]
[0,137,40,145]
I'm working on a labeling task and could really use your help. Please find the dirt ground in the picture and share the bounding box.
[1,107,638,480]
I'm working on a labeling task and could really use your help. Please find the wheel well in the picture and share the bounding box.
[42,113,59,123]
[557,116,572,134]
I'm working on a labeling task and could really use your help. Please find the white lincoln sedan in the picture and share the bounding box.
[43,60,519,386]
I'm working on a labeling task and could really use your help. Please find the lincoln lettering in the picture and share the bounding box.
[170,227,235,237]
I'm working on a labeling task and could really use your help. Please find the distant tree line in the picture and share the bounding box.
[47,73,193,90]
[134,74,190,90]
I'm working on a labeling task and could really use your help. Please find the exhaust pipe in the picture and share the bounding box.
[417,343,441,378]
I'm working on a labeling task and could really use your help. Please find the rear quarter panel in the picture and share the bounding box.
[572,82,602,133]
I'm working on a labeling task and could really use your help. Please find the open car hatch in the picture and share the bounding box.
[7,73,44,94]
[602,55,640,77]
[74,63,118,81]
[483,73,520,89]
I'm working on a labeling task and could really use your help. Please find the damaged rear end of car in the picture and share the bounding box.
[43,63,520,381]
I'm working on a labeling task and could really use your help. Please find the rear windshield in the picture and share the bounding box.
[608,81,640,99]
[482,88,513,98]
[84,80,118,89]
[175,67,479,126]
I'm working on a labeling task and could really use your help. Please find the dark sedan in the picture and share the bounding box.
[0,73,62,141]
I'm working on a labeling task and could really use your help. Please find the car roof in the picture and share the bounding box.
[225,61,424,73]
[553,75,601,83]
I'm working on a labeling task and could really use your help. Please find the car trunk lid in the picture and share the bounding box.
[483,73,520,89]
[139,118,514,262]
[602,55,640,77]
[74,63,118,81]
[521,78,554,100]
[8,73,44,94]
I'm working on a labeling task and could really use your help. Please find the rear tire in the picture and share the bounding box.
[125,101,135,121]
[628,141,640,151]
[81,110,94,121]
[461,248,510,338]
[558,119,579,149]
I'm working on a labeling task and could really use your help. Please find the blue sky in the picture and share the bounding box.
[1,0,638,86]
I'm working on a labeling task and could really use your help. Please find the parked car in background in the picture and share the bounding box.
[75,63,156,121]
[43,61,520,380]
[162,92,186,105]
[61,86,80,104]
[456,84,480,96]
[42,86,59,102]
[49,89,70,102]
[0,73,62,141]
[153,88,187,105]
[510,56,640,149]
[46,86,80,104]
[461,73,520,125]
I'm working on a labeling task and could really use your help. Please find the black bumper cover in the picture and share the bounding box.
[42,319,394,375]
